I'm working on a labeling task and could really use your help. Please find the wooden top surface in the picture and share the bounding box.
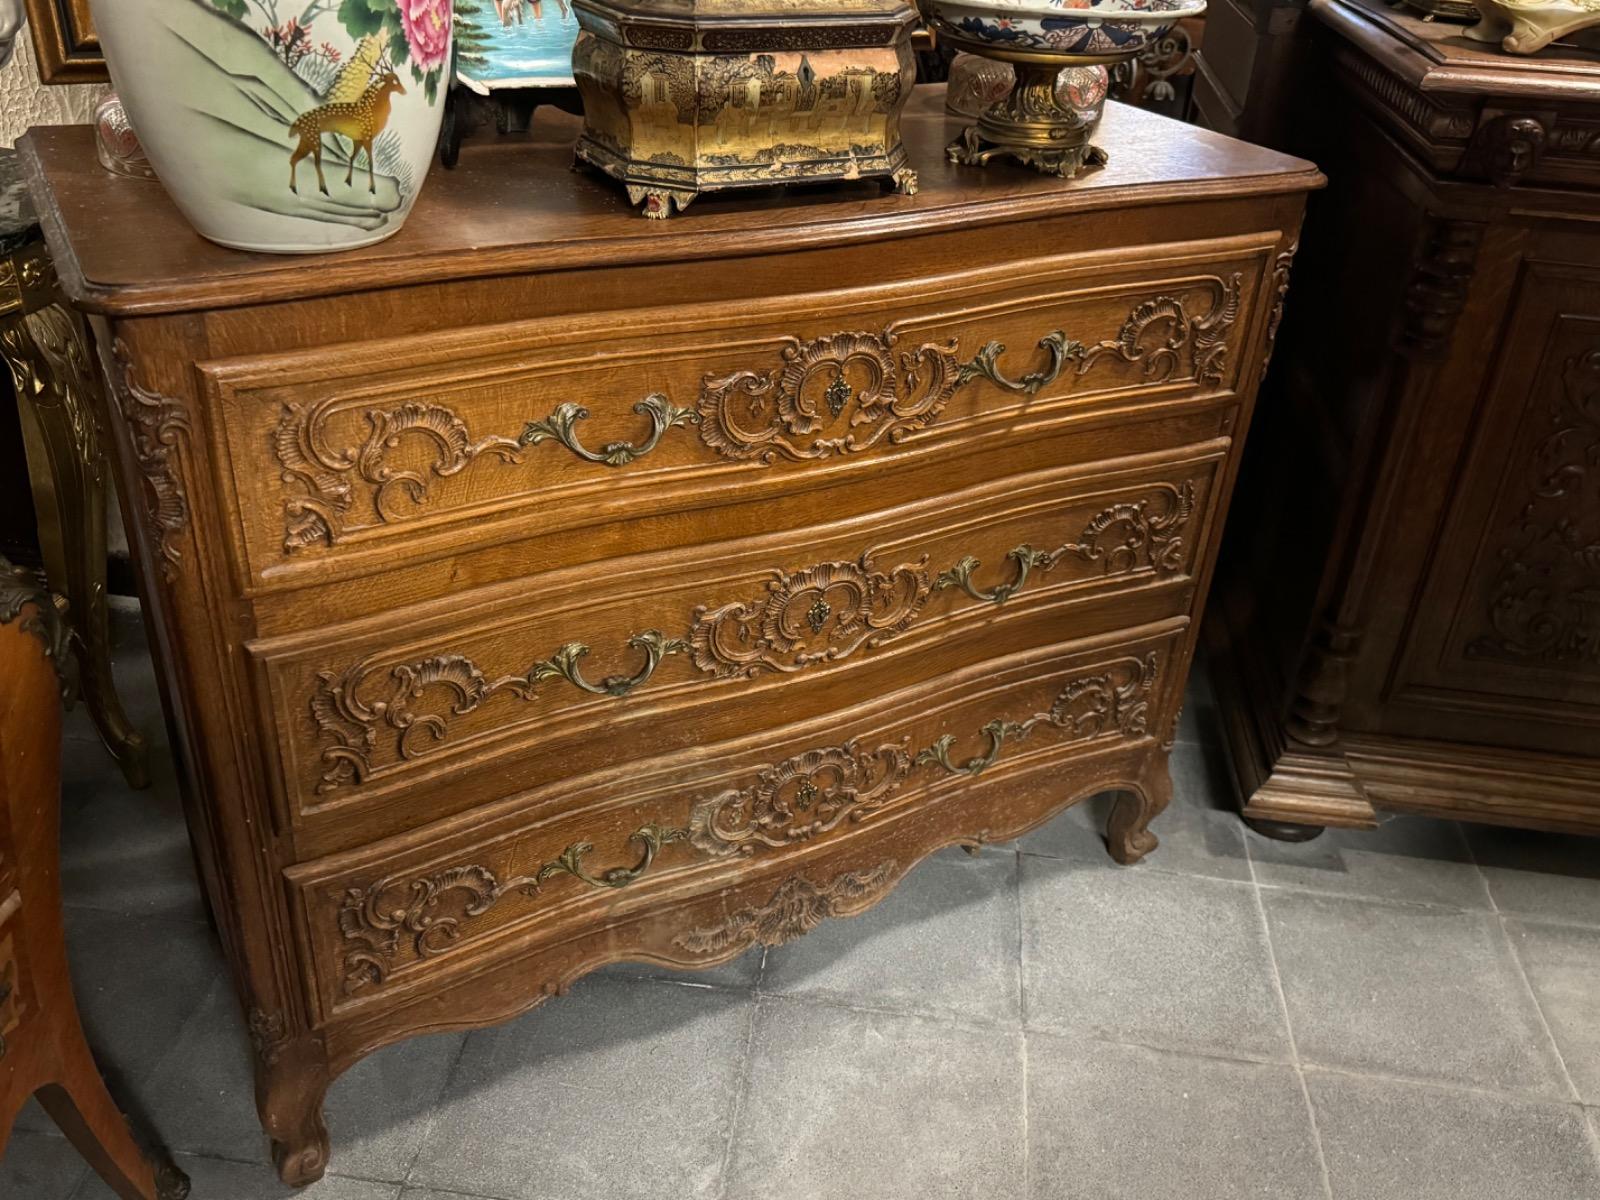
[1313,0,1600,98]
[23,85,1320,317]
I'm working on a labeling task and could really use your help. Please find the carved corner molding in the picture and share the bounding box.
[247,1006,291,1067]
[1397,218,1486,359]
[673,860,900,955]
[110,340,192,582]
[1468,348,1600,669]
[309,488,1196,793]
[1263,241,1299,372]
[332,650,1162,992]
[273,276,1242,551]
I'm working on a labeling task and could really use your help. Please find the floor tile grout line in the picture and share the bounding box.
[396,1031,476,1192]
[1493,914,1586,1106]
[757,985,1021,1038]
[714,992,762,1200]
[1293,1059,1595,1110]
[1245,837,1336,1200]
[1015,846,1030,1200]
[1461,830,1587,1107]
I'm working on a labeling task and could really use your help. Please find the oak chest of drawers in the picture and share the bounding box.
[22,87,1317,1185]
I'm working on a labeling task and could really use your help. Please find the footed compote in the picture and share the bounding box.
[924,0,1207,177]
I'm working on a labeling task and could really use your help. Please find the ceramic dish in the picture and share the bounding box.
[925,0,1205,57]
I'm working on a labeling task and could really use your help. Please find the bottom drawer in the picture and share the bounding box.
[289,618,1188,1023]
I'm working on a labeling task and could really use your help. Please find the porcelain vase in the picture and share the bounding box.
[89,0,453,254]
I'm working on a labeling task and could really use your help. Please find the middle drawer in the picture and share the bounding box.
[249,438,1227,852]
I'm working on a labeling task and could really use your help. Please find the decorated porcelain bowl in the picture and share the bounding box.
[925,0,1206,58]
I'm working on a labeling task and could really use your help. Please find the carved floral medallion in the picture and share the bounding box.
[689,551,933,678]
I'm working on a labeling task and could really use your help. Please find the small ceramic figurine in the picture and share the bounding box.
[1465,0,1600,52]
[89,0,453,254]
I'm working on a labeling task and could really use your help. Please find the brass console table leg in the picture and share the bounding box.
[1,303,151,789]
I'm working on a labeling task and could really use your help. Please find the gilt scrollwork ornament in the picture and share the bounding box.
[0,558,73,698]
[672,861,900,955]
[109,340,191,582]
[687,740,913,856]
[689,551,932,678]
[310,633,689,792]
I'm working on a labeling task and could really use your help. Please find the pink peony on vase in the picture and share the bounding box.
[89,0,453,254]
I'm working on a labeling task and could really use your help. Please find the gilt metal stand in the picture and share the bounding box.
[942,34,1118,179]
[0,150,149,789]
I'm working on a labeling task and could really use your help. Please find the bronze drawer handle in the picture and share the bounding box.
[529,631,690,698]
[916,718,1033,777]
[935,545,1053,606]
[957,332,1085,396]
[520,395,700,467]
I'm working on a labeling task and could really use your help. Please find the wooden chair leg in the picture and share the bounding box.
[36,1073,188,1200]
[2,304,150,789]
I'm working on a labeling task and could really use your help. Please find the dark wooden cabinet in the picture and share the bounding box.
[1208,0,1600,838]
[24,89,1315,1185]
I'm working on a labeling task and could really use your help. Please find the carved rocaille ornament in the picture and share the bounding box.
[272,278,1241,555]
[332,650,1161,991]
[674,861,900,954]
[109,340,191,582]
[569,0,921,217]
[308,487,1197,792]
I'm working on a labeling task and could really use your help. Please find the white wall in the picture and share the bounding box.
[1,21,106,147]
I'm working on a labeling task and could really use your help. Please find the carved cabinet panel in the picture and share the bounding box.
[1392,264,1600,746]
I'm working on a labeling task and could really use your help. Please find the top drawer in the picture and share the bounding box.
[202,237,1269,594]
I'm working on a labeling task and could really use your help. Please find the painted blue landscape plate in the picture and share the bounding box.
[455,0,578,92]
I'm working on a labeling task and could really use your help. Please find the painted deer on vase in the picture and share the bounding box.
[289,62,407,196]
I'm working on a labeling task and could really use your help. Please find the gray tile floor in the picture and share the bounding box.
[7,606,1600,1199]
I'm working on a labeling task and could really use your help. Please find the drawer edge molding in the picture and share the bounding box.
[331,649,1158,995]
[269,274,1243,556]
[307,482,1199,793]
